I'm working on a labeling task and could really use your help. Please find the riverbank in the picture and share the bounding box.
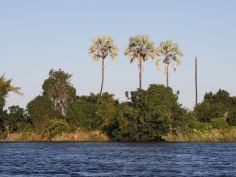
[1,128,236,142]
[165,128,236,142]
[0,129,108,142]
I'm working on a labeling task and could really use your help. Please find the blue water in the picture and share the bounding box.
[0,142,236,177]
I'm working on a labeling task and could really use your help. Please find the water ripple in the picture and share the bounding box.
[0,142,236,177]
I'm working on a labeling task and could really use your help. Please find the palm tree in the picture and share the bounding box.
[156,40,183,87]
[0,74,21,95]
[0,74,22,107]
[125,34,156,89]
[0,74,21,139]
[88,35,118,103]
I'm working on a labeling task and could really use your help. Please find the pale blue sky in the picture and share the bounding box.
[0,0,236,109]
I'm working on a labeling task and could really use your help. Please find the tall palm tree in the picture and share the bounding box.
[88,35,118,103]
[156,40,183,87]
[125,34,156,89]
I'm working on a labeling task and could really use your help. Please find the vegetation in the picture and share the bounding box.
[0,36,235,142]
[0,75,21,108]
[156,40,183,87]
[0,75,23,139]
[27,69,76,138]
[88,35,118,104]
[194,89,236,123]
[42,69,76,115]
[125,34,156,89]
[1,70,235,141]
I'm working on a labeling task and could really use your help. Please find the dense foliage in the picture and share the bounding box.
[107,85,184,141]
[27,96,62,135]
[195,89,236,124]
[42,69,76,115]
[0,70,236,141]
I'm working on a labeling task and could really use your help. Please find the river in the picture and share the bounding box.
[0,142,235,176]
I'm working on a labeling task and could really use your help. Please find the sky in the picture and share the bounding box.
[0,0,236,110]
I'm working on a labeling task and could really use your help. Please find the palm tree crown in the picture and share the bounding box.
[88,35,118,61]
[156,40,183,87]
[0,74,22,108]
[125,34,156,89]
[125,34,156,63]
[156,40,183,68]
[0,75,22,96]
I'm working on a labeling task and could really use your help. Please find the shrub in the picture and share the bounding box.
[227,110,236,126]
[104,84,184,142]
[27,96,62,134]
[67,93,118,131]
[210,117,230,129]
[195,90,236,122]
[48,119,69,138]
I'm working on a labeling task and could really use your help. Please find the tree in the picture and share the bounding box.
[67,92,118,130]
[42,69,76,115]
[227,110,236,126]
[7,106,31,131]
[156,40,183,87]
[105,84,183,142]
[27,96,62,135]
[1,106,31,138]
[130,84,183,132]
[125,34,156,89]
[88,35,118,104]
[195,89,236,122]
[0,75,22,138]
[67,94,101,130]
[0,74,21,108]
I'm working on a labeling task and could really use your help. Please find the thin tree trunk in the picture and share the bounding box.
[195,57,198,107]
[4,123,11,140]
[97,57,105,105]
[166,64,169,87]
[139,57,142,89]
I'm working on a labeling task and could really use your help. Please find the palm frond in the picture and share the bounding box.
[88,35,118,61]
[156,40,183,67]
[0,74,22,96]
[125,34,156,63]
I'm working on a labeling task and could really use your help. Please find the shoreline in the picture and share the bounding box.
[1,128,236,142]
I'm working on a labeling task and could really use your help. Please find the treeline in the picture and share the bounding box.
[1,35,236,141]
[0,69,236,141]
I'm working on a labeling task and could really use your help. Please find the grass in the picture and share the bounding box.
[165,127,236,142]
[1,129,109,142]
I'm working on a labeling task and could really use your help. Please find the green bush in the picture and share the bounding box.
[210,117,230,129]
[227,110,236,126]
[104,84,184,142]
[48,119,69,138]
[27,96,62,134]
[195,89,236,122]
[67,93,118,130]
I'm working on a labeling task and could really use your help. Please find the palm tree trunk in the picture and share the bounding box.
[166,64,169,87]
[97,57,105,105]
[195,57,198,107]
[139,57,142,89]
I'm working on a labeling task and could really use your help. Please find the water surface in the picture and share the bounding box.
[0,142,235,176]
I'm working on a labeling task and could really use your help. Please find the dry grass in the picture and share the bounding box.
[50,130,109,141]
[3,129,109,142]
[165,128,236,142]
[3,128,236,142]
